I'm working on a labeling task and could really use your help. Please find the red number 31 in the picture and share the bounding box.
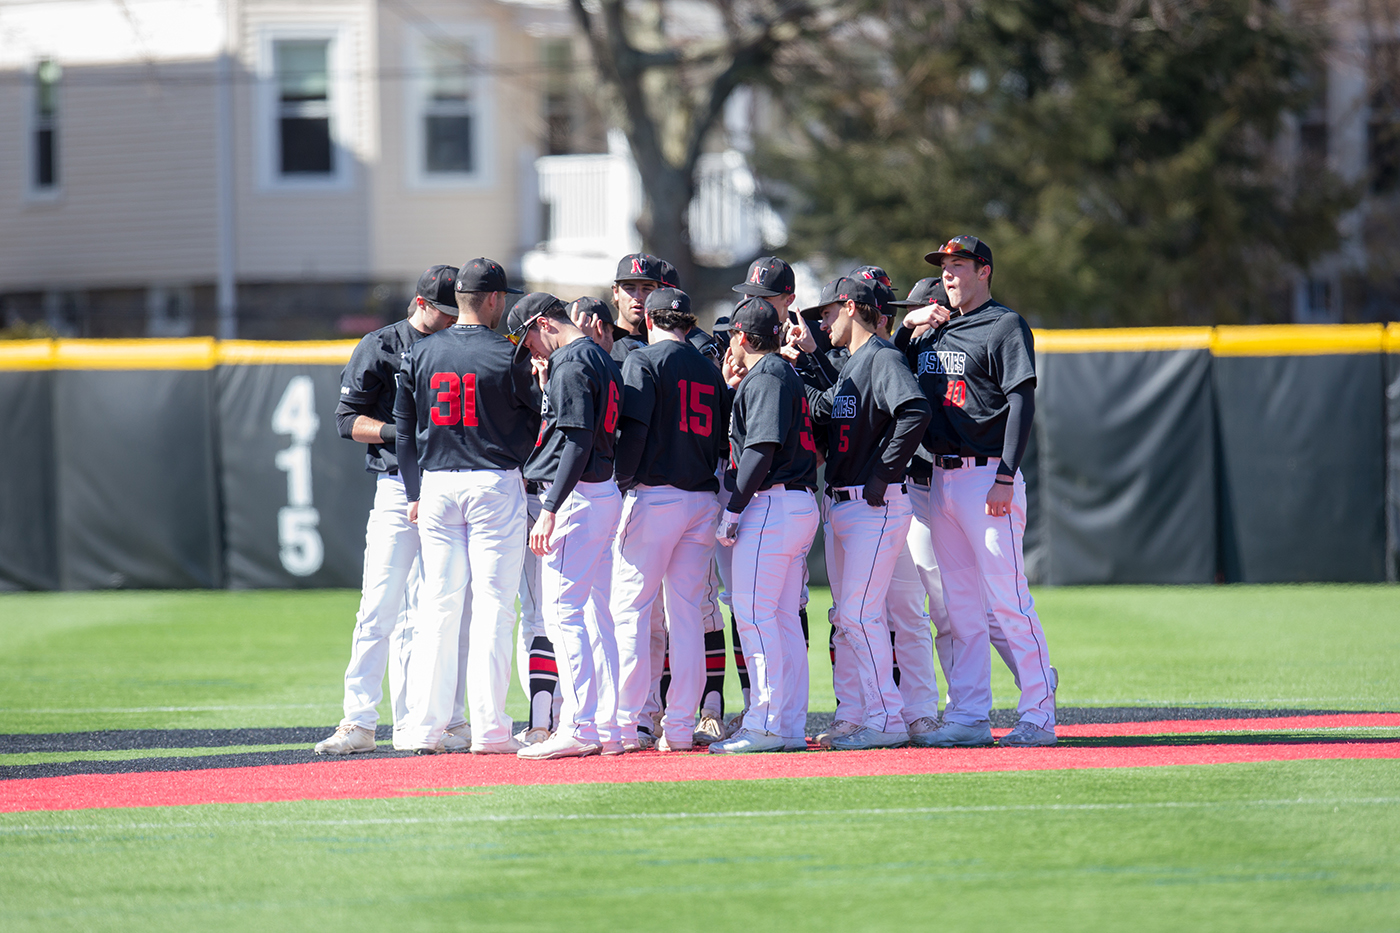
[430,372,478,426]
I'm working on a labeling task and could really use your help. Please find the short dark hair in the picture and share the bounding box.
[852,301,880,328]
[740,329,781,353]
[648,307,695,333]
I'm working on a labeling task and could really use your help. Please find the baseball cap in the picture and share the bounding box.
[732,256,796,298]
[802,276,880,320]
[890,276,949,307]
[657,259,681,288]
[506,292,566,362]
[614,253,668,284]
[455,257,524,294]
[925,235,994,268]
[730,297,782,338]
[711,315,731,334]
[567,296,614,327]
[644,287,692,318]
[850,265,897,311]
[415,264,460,315]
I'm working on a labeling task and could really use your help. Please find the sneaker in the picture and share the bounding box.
[657,735,692,752]
[707,728,786,754]
[693,712,725,746]
[906,716,941,745]
[723,712,748,739]
[314,724,375,755]
[782,736,809,752]
[636,728,658,750]
[828,727,910,751]
[519,727,551,746]
[815,719,861,749]
[999,721,1057,747]
[441,724,470,752]
[445,723,472,743]
[916,720,994,748]
[472,735,524,754]
[601,740,627,756]
[517,734,603,760]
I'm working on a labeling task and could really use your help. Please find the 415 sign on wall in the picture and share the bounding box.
[272,375,324,576]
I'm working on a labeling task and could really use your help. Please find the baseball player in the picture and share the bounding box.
[709,297,820,755]
[611,287,728,752]
[610,253,668,364]
[512,295,619,746]
[907,236,1057,747]
[314,265,460,755]
[801,276,931,750]
[392,258,539,756]
[511,293,627,760]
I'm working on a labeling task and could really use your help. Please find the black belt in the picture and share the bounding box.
[826,483,907,502]
[907,474,931,487]
[525,480,543,495]
[760,483,813,493]
[933,455,988,469]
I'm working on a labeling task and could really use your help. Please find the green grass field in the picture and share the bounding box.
[2,585,1398,931]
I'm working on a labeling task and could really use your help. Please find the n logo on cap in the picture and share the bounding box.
[631,257,645,276]
[750,266,764,284]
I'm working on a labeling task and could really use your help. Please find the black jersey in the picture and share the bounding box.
[620,340,728,492]
[337,318,430,474]
[393,323,541,474]
[726,352,818,492]
[611,332,647,365]
[807,336,930,488]
[525,337,624,485]
[908,299,1036,457]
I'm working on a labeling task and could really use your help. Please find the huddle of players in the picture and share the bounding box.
[315,235,1057,759]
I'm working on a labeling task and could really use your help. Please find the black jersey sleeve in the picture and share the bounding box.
[727,442,778,514]
[551,359,600,431]
[739,372,794,448]
[989,312,1037,393]
[543,428,592,512]
[805,381,835,425]
[393,361,422,500]
[998,383,1034,477]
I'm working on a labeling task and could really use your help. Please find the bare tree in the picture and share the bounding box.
[567,0,839,303]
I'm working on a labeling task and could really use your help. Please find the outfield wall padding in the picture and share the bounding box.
[1386,336,1400,582]
[53,367,223,590]
[216,362,373,588]
[1034,346,1216,585]
[1212,334,1386,583]
[0,368,58,590]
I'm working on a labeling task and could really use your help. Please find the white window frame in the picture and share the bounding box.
[256,25,356,191]
[28,58,62,201]
[403,25,494,189]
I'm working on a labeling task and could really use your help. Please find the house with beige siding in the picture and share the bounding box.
[0,0,576,338]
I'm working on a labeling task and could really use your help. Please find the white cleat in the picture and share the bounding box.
[472,735,525,754]
[517,734,603,760]
[314,724,376,755]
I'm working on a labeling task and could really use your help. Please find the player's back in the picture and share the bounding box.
[624,340,726,492]
[403,323,540,472]
[730,352,818,491]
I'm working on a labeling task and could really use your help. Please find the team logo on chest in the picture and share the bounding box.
[832,394,857,419]
[918,350,966,376]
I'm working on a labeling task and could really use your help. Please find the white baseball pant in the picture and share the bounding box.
[905,478,1019,717]
[613,486,721,745]
[731,488,820,739]
[543,480,623,745]
[925,462,1055,728]
[825,487,913,733]
[340,473,419,738]
[882,535,941,724]
[638,596,667,734]
[404,468,527,750]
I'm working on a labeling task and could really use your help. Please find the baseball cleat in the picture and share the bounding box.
[693,712,725,745]
[815,719,861,748]
[998,722,1057,747]
[517,734,603,760]
[471,736,525,754]
[916,720,994,747]
[442,724,471,752]
[782,736,809,752]
[722,712,748,739]
[635,728,658,750]
[707,728,786,754]
[906,716,941,744]
[412,742,446,755]
[314,724,376,755]
[656,735,693,752]
[827,727,910,751]
[519,727,551,746]
[602,740,627,756]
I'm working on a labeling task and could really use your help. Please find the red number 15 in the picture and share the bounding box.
[677,379,715,437]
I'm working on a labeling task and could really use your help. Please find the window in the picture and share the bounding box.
[32,59,60,192]
[276,40,333,175]
[1369,39,1400,193]
[406,28,491,186]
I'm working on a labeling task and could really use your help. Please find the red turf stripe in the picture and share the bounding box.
[1026,713,1400,738]
[3,741,1397,814]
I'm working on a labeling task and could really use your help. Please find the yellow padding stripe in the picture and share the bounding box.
[55,339,217,370]
[1387,323,1400,354]
[1211,324,1384,357]
[217,341,357,365]
[1035,328,1212,353]
[0,340,57,370]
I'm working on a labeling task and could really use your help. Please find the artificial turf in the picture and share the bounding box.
[1,760,1396,932]
[0,585,1396,734]
[0,586,1397,931]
